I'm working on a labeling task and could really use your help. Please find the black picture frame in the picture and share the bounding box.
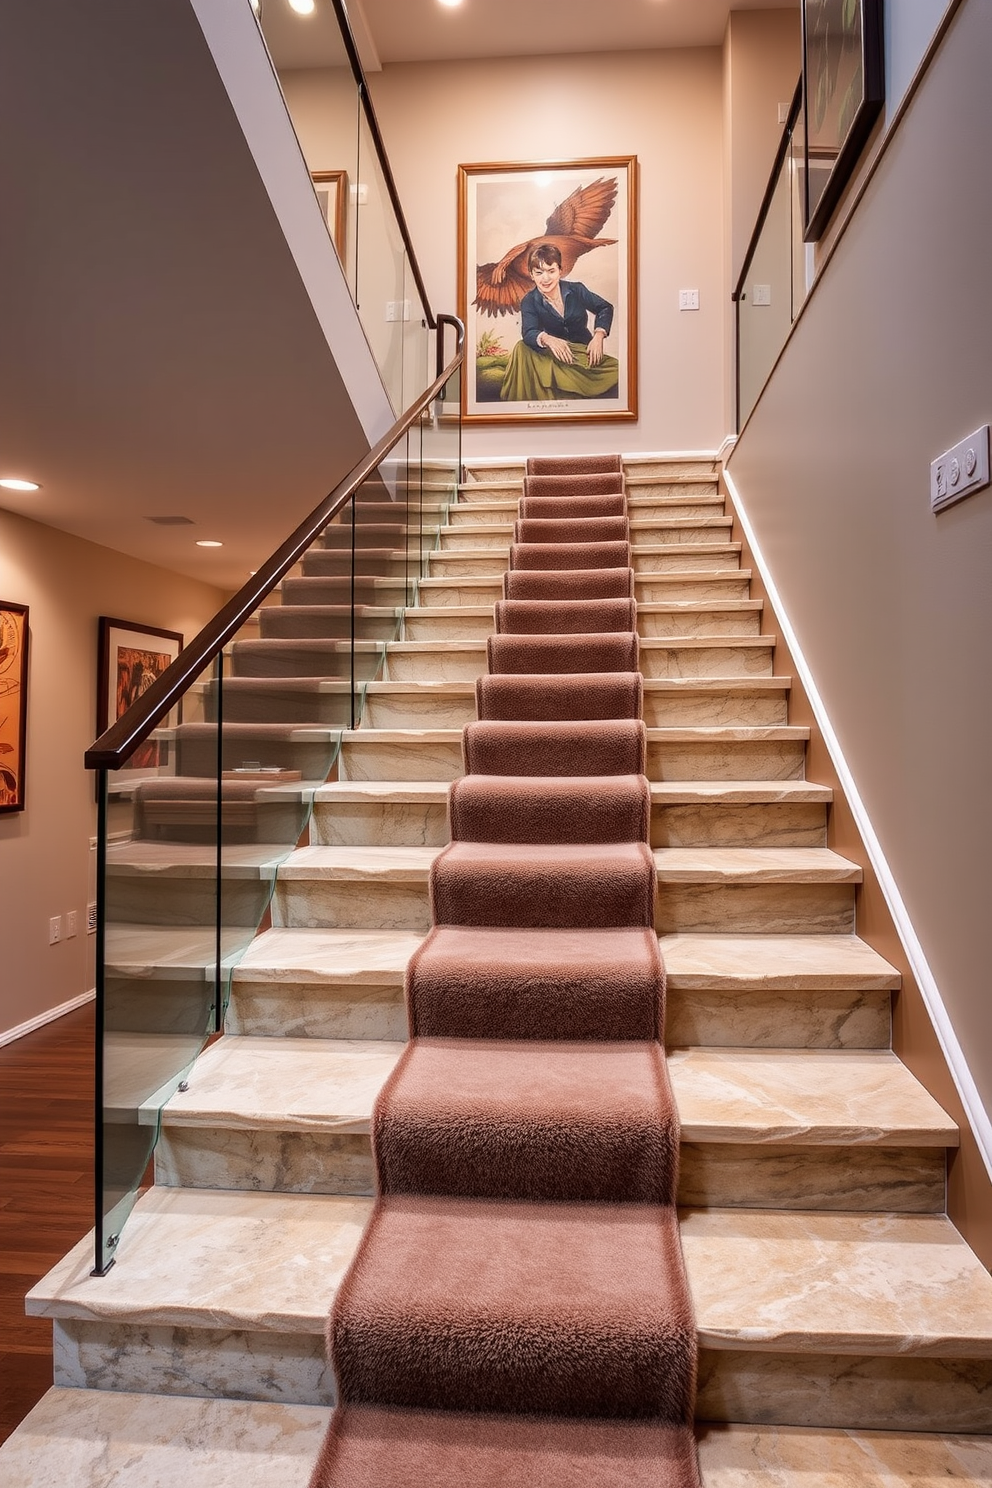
[802,0,884,241]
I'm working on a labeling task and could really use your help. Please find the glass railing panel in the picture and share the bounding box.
[355,108,408,410]
[790,99,813,322]
[737,148,793,429]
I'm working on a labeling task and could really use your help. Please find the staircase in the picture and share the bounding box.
[8,454,992,1485]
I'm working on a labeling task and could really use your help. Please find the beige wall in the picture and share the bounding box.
[365,49,725,459]
[727,0,992,1151]
[0,511,225,1040]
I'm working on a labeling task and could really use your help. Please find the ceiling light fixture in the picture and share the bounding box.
[0,477,41,491]
[287,0,316,14]
[196,539,224,548]
[437,0,464,8]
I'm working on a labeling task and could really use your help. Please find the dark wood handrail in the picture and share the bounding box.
[732,76,802,305]
[85,328,464,770]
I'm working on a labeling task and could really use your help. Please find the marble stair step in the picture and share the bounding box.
[446,494,727,524]
[29,1191,992,1425]
[654,846,860,936]
[154,1037,953,1213]
[227,926,420,1039]
[26,1186,368,1406]
[338,725,810,782]
[103,841,288,928]
[426,542,743,577]
[309,779,831,849]
[171,721,340,780]
[671,1047,954,1212]
[361,676,791,729]
[416,570,754,607]
[259,605,401,641]
[695,1422,992,1487]
[271,843,858,935]
[661,932,900,1050]
[401,600,764,641]
[0,1388,332,1488]
[437,516,734,551]
[383,635,776,682]
[688,1208,992,1432]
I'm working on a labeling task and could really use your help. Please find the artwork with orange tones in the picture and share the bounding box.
[0,601,28,813]
[97,617,183,777]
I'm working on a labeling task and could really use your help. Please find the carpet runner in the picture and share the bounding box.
[309,454,699,1487]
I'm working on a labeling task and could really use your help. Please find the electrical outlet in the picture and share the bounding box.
[66,910,78,938]
[49,915,62,945]
[678,289,699,312]
[931,424,990,513]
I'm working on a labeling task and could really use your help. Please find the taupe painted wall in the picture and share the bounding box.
[728,0,992,1133]
[364,49,726,458]
[0,513,225,1039]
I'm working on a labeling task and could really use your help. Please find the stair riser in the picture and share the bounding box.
[437,524,733,551]
[274,876,853,936]
[282,580,409,607]
[157,1128,943,1215]
[53,1319,333,1408]
[400,609,762,641]
[667,987,891,1050]
[226,981,406,1041]
[338,737,807,782]
[383,643,774,682]
[310,800,826,850]
[106,880,270,929]
[634,549,741,573]
[657,883,855,935]
[303,555,411,579]
[446,498,725,523]
[177,739,335,780]
[415,576,752,606]
[217,692,353,726]
[359,688,789,730]
[259,614,401,642]
[696,1349,992,1432]
[231,652,384,681]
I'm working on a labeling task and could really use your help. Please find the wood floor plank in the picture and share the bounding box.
[0,1004,94,1444]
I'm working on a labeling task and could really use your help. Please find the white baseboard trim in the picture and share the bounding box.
[0,988,96,1049]
[724,468,992,1183]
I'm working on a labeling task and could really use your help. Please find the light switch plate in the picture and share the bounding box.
[678,289,699,311]
[752,284,772,306]
[931,424,990,513]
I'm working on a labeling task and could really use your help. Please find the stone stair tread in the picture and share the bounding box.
[104,923,252,976]
[404,600,763,618]
[160,1035,402,1131]
[669,1047,957,1145]
[164,1034,956,1150]
[659,933,901,989]
[31,1191,992,1360]
[386,636,775,652]
[681,1208,992,1356]
[26,1186,371,1332]
[234,926,422,985]
[696,1421,992,1483]
[310,779,828,806]
[106,840,288,877]
[0,1387,331,1488]
[278,844,438,879]
[363,676,789,695]
[655,847,861,883]
[344,726,810,743]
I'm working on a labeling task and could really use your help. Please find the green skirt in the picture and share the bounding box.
[499,339,619,402]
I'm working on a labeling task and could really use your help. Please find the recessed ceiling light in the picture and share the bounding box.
[438,0,463,7]
[0,477,41,491]
[196,539,224,548]
[288,0,315,13]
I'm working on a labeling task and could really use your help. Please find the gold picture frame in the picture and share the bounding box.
[458,156,638,426]
[312,169,348,260]
[0,600,29,813]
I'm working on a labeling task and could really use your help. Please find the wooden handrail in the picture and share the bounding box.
[85,329,464,771]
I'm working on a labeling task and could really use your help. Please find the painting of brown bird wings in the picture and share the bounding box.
[474,175,619,317]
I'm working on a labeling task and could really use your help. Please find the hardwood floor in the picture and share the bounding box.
[0,1003,95,1445]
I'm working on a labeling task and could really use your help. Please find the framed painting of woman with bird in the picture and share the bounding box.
[458,156,637,425]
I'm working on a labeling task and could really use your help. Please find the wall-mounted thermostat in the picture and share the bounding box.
[931,424,990,513]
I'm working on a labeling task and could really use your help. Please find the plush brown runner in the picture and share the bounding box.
[310,454,699,1487]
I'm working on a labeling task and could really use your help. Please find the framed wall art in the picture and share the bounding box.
[97,617,183,775]
[0,601,29,813]
[801,0,884,241]
[458,157,638,425]
[312,169,348,259]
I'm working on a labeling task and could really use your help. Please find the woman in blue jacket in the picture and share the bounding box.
[500,243,620,403]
